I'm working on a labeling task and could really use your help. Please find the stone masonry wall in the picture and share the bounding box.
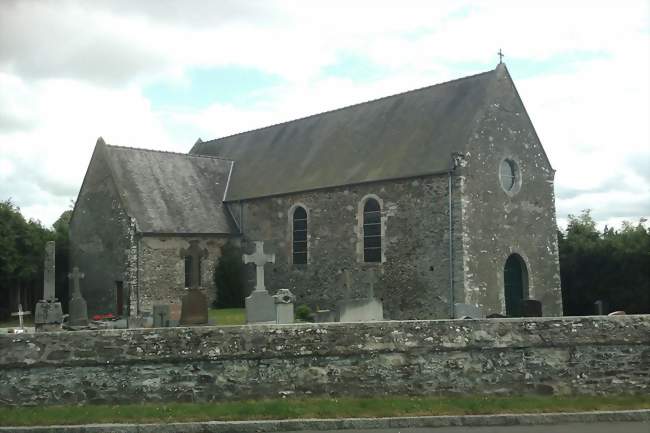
[137,236,232,313]
[69,146,134,317]
[237,174,463,320]
[0,316,648,406]
[458,66,563,316]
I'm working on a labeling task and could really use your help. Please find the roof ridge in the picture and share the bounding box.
[196,68,496,149]
[105,143,234,162]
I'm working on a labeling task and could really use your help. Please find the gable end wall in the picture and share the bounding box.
[459,69,562,316]
[69,148,135,316]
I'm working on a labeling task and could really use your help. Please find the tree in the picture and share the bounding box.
[559,210,650,315]
[0,199,52,317]
[213,241,246,308]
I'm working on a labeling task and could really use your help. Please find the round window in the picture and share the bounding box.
[499,159,519,193]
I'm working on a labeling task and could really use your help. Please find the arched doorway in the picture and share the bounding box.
[504,254,528,317]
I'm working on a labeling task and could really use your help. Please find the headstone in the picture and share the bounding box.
[337,269,383,322]
[34,241,63,332]
[521,299,543,317]
[153,304,171,327]
[273,288,295,324]
[179,241,208,289]
[594,300,607,315]
[243,241,276,323]
[314,309,337,323]
[11,304,31,333]
[179,289,209,326]
[68,267,88,326]
[454,303,483,319]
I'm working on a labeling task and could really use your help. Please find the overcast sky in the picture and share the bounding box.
[0,0,648,229]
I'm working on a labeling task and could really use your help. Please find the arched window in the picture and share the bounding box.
[292,206,308,264]
[363,199,381,262]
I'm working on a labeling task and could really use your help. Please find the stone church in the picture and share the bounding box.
[69,63,563,320]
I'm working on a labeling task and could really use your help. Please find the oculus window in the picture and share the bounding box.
[292,206,308,264]
[499,159,520,193]
[363,198,382,263]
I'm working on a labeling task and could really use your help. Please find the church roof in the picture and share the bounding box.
[191,66,502,201]
[102,143,235,234]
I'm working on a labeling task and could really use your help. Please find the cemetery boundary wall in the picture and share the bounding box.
[1,315,648,406]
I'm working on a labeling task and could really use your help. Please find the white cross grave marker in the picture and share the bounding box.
[243,241,275,293]
[11,304,31,331]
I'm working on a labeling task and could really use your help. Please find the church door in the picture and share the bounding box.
[504,254,527,317]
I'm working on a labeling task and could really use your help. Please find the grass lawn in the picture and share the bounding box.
[1,395,649,427]
[209,307,245,325]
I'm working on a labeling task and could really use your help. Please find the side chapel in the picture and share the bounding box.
[69,64,563,319]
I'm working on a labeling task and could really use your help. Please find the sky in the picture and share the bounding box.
[0,0,648,229]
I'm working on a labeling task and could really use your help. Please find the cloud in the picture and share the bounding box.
[0,0,648,227]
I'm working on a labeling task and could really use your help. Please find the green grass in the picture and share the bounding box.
[209,308,245,325]
[1,395,649,427]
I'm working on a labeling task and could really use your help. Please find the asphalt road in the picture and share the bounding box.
[284,422,650,433]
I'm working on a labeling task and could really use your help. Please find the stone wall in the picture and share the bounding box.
[458,66,562,316]
[1,316,648,406]
[236,174,463,320]
[70,145,134,317]
[137,236,232,313]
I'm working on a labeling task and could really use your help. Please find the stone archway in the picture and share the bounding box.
[504,253,528,317]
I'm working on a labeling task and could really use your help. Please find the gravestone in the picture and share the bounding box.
[34,241,64,332]
[594,300,607,315]
[68,267,88,326]
[454,303,483,319]
[153,304,171,327]
[337,269,384,322]
[11,304,31,333]
[314,309,337,323]
[179,289,209,326]
[243,241,276,324]
[273,288,295,324]
[521,299,543,317]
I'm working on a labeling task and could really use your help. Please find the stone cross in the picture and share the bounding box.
[68,267,85,298]
[498,48,504,64]
[11,304,31,330]
[243,241,275,293]
[180,240,208,289]
[43,241,56,301]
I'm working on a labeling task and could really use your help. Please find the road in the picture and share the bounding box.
[284,422,649,433]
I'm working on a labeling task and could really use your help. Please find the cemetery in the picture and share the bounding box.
[1,239,649,410]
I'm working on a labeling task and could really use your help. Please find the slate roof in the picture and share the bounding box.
[102,144,235,234]
[191,65,503,201]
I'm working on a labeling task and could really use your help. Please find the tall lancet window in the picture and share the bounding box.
[292,206,308,264]
[363,198,382,263]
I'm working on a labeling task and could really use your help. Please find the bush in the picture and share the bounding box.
[295,304,313,322]
[213,242,246,308]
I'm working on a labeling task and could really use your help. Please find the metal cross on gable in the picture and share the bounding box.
[243,241,275,293]
[498,48,504,64]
